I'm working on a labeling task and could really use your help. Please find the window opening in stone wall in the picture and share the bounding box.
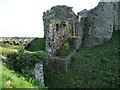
[101,8,104,11]
[48,42,51,47]
[74,27,77,36]
[56,24,59,31]
[114,4,116,8]
[63,22,66,27]
[76,16,79,19]
[109,25,112,30]
[53,29,54,40]
[70,25,77,38]
[73,27,76,36]
[95,14,97,16]
[71,25,74,36]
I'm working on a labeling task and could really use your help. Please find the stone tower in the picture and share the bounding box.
[43,5,78,65]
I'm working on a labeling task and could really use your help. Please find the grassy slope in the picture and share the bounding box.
[0,44,46,89]
[1,63,36,88]
[44,30,120,88]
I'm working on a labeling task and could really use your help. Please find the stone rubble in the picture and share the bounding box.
[33,62,44,86]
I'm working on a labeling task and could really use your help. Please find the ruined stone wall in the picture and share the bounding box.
[43,5,77,65]
[81,2,116,47]
[43,1,119,70]
[47,19,72,56]
[114,2,119,31]
[43,5,76,38]
[119,1,120,30]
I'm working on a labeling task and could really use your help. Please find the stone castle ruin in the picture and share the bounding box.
[43,5,80,69]
[43,1,120,70]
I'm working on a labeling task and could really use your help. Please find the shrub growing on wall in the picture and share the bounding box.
[59,42,70,57]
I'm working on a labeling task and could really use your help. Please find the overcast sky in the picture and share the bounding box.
[0,0,100,37]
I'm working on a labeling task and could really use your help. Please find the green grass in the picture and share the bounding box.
[0,44,24,59]
[0,47,18,53]
[44,30,120,88]
[5,49,46,76]
[25,38,45,51]
[0,47,18,59]
[0,44,24,50]
[0,63,44,88]
[1,31,119,88]
[0,43,46,89]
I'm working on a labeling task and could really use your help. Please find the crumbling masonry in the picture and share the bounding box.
[43,1,120,70]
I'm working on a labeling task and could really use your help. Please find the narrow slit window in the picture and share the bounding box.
[56,24,59,31]
[63,22,66,27]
